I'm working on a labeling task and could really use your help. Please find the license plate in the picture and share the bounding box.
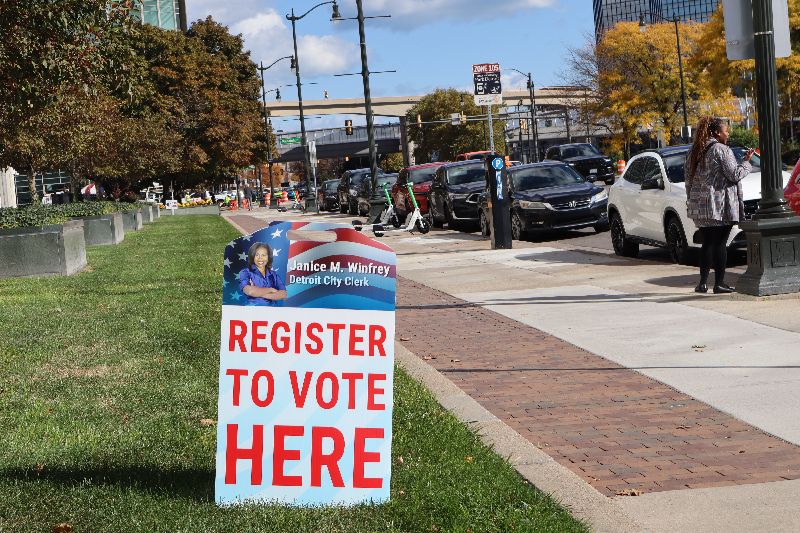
[589,168,597,174]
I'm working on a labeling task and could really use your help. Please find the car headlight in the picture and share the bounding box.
[519,200,550,210]
[591,190,608,204]
[349,188,357,195]
[450,193,470,200]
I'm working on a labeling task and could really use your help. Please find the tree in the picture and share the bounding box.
[0,0,140,202]
[380,153,405,173]
[406,89,505,163]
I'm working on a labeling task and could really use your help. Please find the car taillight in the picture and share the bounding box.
[413,183,431,193]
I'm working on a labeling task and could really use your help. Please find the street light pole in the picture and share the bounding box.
[355,0,381,222]
[286,2,339,210]
[737,0,800,296]
[529,74,539,162]
[258,56,293,208]
[639,13,690,142]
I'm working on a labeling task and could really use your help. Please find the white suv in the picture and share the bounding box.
[607,145,790,263]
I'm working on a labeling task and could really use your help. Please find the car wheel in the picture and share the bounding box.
[416,216,430,234]
[511,211,525,240]
[348,199,357,216]
[666,215,690,265]
[593,220,610,233]
[479,209,490,237]
[339,198,348,214]
[610,212,639,257]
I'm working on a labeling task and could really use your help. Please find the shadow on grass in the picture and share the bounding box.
[0,464,215,502]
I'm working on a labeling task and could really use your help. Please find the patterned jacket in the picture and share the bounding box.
[685,140,751,226]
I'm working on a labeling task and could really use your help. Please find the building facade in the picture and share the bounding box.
[593,0,718,37]
[133,0,188,31]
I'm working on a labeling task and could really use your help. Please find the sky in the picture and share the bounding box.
[186,0,595,131]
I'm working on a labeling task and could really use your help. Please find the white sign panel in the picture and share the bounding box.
[723,0,791,60]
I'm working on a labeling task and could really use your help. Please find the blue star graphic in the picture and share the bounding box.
[222,279,229,287]
[242,235,252,241]
[223,258,232,268]
[231,291,243,301]
[271,228,283,239]
[238,252,247,261]
[272,249,281,257]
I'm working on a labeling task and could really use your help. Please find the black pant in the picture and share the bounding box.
[698,225,732,285]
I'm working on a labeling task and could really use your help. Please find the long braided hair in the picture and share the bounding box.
[686,116,724,182]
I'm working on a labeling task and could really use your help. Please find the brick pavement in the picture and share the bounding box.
[395,278,800,496]
[226,214,800,496]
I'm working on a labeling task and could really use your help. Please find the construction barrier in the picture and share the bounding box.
[617,160,626,174]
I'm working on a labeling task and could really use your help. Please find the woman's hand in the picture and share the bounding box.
[743,148,755,162]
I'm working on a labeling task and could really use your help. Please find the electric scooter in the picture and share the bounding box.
[352,181,430,237]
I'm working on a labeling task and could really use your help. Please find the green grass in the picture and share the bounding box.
[0,216,586,532]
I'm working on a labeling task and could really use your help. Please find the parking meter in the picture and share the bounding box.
[485,153,512,249]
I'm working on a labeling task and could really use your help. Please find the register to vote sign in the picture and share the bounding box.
[215,221,396,506]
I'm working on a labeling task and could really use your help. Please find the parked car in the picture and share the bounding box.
[428,160,486,228]
[356,173,398,216]
[391,162,445,219]
[607,145,791,263]
[455,150,492,161]
[316,179,340,211]
[544,143,616,184]
[478,162,608,239]
[214,190,235,202]
[784,158,800,215]
[337,168,383,215]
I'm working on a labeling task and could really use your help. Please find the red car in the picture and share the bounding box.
[785,158,800,215]
[391,162,445,219]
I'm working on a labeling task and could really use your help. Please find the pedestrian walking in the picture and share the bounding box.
[685,116,755,294]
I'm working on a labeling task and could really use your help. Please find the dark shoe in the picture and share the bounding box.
[713,283,735,294]
[694,284,708,293]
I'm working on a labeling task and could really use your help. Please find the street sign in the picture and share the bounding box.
[451,113,461,126]
[491,157,504,170]
[280,137,302,145]
[723,0,791,60]
[308,140,318,168]
[473,63,502,106]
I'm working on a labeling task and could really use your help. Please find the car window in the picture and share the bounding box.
[447,165,485,185]
[623,158,650,185]
[561,144,600,158]
[545,147,559,160]
[662,154,687,183]
[642,157,662,181]
[324,181,338,191]
[350,173,368,186]
[377,176,395,188]
[512,165,584,190]
[408,167,439,184]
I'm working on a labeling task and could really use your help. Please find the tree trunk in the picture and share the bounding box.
[27,163,39,205]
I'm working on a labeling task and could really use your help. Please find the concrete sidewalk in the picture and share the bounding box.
[225,210,800,532]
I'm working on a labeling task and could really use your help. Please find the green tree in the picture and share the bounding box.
[380,152,405,173]
[406,89,505,163]
[0,0,140,202]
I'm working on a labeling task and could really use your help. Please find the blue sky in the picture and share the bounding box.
[187,0,594,130]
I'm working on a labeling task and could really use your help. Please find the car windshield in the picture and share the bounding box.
[561,144,600,158]
[731,146,761,171]
[324,181,338,192]
[663,153,688,183]
[408,167,438,184]
[512,165,584,190]
[377,176,395,188]
[350,173,368,186]
[448,165,485,185]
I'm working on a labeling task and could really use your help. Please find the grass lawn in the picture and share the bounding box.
[0,215,586,532]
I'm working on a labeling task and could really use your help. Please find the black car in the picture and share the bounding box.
[316,179,340,211]
[479,162,609,240]
[337,168,383,215]
[544,143,616,185]
[428,160,486,229]
[356,173,397,216]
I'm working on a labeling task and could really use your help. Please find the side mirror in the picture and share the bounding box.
[641,176,664,191]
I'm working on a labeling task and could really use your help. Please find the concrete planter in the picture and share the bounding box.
[0,220,87,278]
[164,205,220,216]
[121,209,143,231]
[140,205,154,224]
[79,213,124,246]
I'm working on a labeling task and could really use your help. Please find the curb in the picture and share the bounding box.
[395,341,645,533]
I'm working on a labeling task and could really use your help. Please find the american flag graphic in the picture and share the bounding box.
[222,221,396,311]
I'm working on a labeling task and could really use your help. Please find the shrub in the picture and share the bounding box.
[0,206,70,229]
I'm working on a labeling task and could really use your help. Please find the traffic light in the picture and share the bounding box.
[275,88,281,101]
[520,118,528,133]
[345,119,353,135]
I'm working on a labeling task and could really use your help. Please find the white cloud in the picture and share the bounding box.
[355,0,555,28]
[298,35,359,76]
[501,70,528,90]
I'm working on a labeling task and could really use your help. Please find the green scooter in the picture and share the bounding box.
[352,181,430,237]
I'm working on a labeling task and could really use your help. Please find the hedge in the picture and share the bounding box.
[0,202,145,229]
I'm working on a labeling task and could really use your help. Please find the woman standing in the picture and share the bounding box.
[685,117,755,293]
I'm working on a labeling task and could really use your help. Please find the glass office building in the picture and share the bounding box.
[133,0,187,31]
[593,0,718,37]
